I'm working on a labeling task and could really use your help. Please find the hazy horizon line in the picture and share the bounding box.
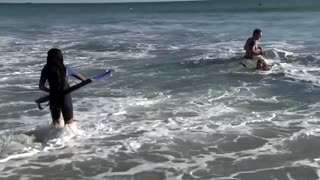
[0,0,204,3]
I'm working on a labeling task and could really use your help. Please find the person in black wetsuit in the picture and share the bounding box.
[39,48,86,127]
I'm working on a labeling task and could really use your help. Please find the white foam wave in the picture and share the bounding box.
[280,63,320,85]
[0,148,40,163]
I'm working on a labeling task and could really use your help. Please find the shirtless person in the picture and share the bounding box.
[243,29,267,70]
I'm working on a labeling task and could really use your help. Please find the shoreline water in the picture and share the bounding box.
[1,2,320,179]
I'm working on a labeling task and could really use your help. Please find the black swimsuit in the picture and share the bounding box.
[39,65,73,123]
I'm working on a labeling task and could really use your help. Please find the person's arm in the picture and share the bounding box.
[258,46,265,55]
[39,66,50,93]
[72,73,86,81]
[67,66,86,81]
[39,82,50,93]
[251,45,261,55]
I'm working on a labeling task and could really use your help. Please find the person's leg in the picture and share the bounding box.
[255,56,268,70]
[259,57,268,70]
[50,104,62,127]
[62,94,75,125]
[262,59,267,70]
[256,59,263,69]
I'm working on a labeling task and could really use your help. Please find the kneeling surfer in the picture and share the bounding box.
[243,29,268,70]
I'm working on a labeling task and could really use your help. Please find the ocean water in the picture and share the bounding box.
[1,1,320,179]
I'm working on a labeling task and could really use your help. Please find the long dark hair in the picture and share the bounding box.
[46,48,66,96]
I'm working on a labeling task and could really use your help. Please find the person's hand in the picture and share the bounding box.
[258,47,265,55]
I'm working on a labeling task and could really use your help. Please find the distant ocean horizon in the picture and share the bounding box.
[1,0,320,11]
[0,0,202,3]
